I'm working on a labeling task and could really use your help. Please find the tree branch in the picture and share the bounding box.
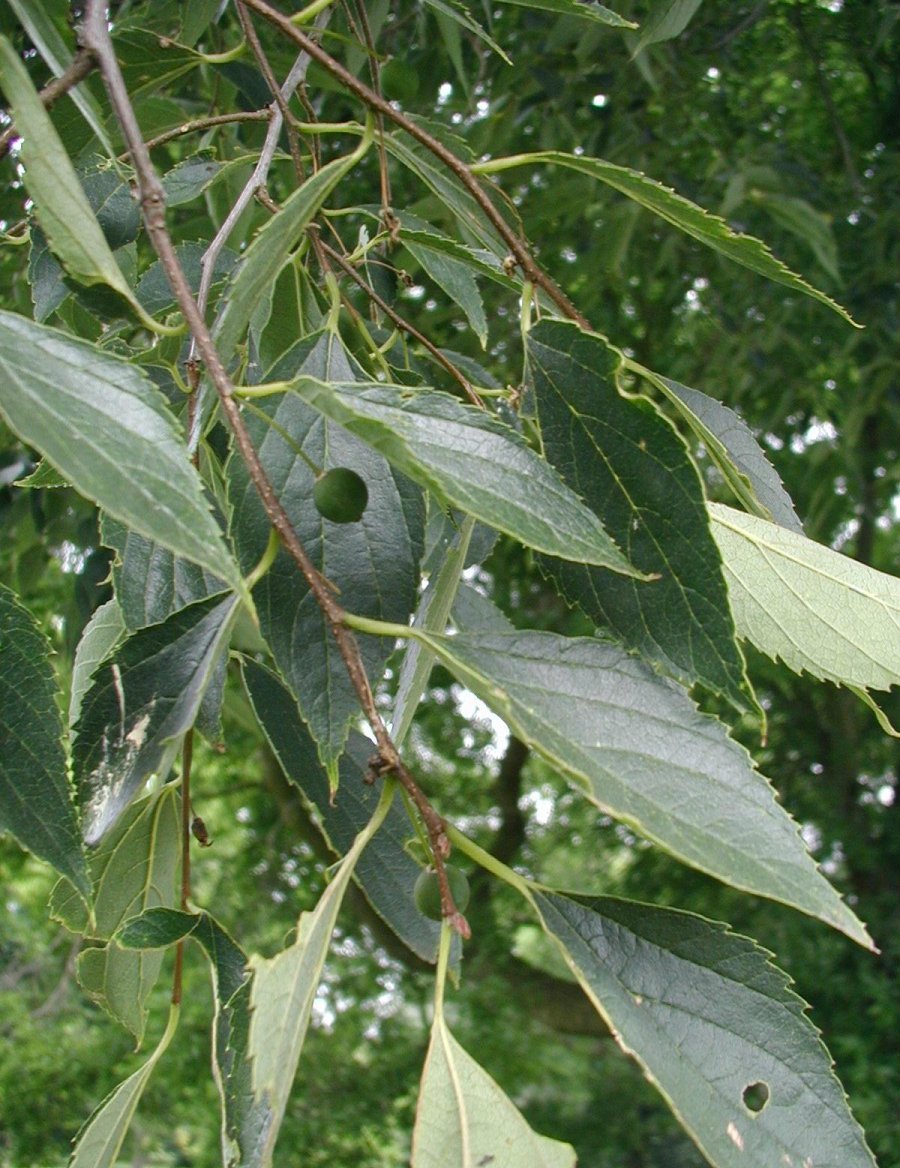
[81,0,469,938]
[239,0,591,329]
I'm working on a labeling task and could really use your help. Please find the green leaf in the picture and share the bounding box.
[710,503,900,692]
[68,1004,179,1168]
[651,374,804,533]
[494,0,637,27]
[750,190,842,285]
[528,320,751,709]
[479,153,858,324]
[102,514,226,630]
[119,904,271,1165]
[0,584,89,894]
[404,236,488,345]
[69,598,126,728]
[212,143,370,361]
[229,333,425,768]
[189,916,271,1168]
[631,0,703,53]
[242,658,445,964]
[411,1014,576,1167]
[5,0,113,153]
[532,892,876,1168]
[73,593,239,845]
[161,154,222,207]
[52,789,181,1040]
[387,134,508,258]
[287,375,642,575]
[421,0,512,65]
[247,821,376,1167]
[0,38,151,322]
[0,311,245,596]
[419,628,871,948]
[116,906,200,949]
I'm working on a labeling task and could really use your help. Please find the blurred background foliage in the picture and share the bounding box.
[0,1,896,1164]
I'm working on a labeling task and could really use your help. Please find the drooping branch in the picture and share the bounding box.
[239,0,591,329]
[80,0,469,938]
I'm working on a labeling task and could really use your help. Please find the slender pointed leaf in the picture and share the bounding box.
[495,0,637,27]
[229,333,425,768]
[0,311,244,594]
[420,627,871,947]
[213,148,368,361]
[421,0,512,64]
[412,1014,576,1167]
[533,892,876,1168]
[247,826,373,1168]
[529,320,751,708]
[287,375,642,575]
[0,584,89,894]
[710,503,900,692]
[6,0,113,152]
[68,1005,179,1168]
[482,153,857,323]
[404,236,488,345]
[242,658,444,964]
[0,37,147,316]
[654,376,804,533]
[73,593,239,845]
[632,0,703,53]
[118,905,271,1166]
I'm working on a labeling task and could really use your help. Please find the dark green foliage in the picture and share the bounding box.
[0,2,895,1166]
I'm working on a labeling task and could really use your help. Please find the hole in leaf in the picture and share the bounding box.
[742,1081,770,1114]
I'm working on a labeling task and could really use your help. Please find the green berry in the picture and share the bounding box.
[414,865,471,921]
[313,467,368,524]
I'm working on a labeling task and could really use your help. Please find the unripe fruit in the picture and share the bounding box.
[414,865,470,921]
[313,467,368,523]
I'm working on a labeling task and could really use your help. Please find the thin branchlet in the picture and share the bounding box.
[80,0,470,936]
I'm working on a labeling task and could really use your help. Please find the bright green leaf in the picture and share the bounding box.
[213,144,370,361]
[52,789,181,1041]
[5,0,113,153]
[68,1004,179,1168]
[479,153,858,324]
[411,1014,576,1167]
[0,37,151,321]
[247,820,378,1167]
[404,236,488,345]
[0,311,245,596]
[710,503,900,692]
[0,583,89,894]
[533,892,876,1168]
[420,628,872,947]
[69,598,126,728]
